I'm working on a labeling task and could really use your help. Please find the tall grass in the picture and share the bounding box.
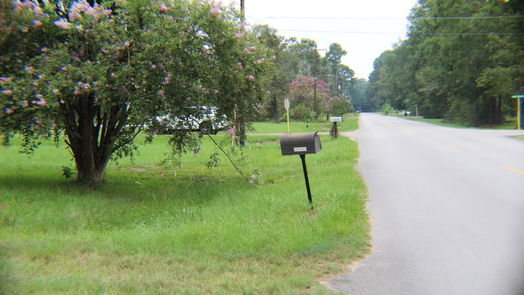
[0,129,368,294]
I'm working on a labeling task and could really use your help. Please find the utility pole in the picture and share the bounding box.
[238,0,246,147]
[312,47,326,120]
[313,45,318,120]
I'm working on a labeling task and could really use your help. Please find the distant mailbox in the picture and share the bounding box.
[330,116,343,122]
[280,132,322,156]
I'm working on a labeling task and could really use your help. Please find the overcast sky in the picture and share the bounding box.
[230,0,419,79]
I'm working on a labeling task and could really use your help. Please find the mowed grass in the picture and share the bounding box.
[249,114,358,134]
[405,116,518,130]
[0,125,369,294]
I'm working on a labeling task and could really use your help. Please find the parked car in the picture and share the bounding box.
[151,106,229,135]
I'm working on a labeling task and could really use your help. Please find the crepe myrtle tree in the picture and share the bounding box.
[0,0,270,185]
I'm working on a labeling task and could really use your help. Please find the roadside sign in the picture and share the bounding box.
[284,98,290,133]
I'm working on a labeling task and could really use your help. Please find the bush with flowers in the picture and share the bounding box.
[0,0,271,185]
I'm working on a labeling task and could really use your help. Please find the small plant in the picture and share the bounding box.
[62,166,75,179]
[207,152,220,169]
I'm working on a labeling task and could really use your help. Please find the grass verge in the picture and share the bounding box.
[401,116,517,130]
[249,113,358,134]
[0,129,368,294]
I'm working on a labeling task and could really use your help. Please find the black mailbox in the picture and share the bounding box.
[279,132,322,208]
[280,132,322,156]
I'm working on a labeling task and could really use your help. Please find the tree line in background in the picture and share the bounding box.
[366,0,523,126]
[252,26,355,122]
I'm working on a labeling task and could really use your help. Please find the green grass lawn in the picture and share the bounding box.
[249,114,358,134]
[402,116,518,130]
[0,125,369,294]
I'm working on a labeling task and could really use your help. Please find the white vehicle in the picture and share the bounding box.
[152,106,229,135]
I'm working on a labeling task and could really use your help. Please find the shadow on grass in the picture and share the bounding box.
[0,171,247,204]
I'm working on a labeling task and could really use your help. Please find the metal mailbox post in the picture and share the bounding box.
[330,116,342,138]
[280,132,322,208]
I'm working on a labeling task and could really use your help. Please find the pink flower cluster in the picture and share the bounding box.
[209,1,223,15]
[244,46,256,53]
[159,2,169,13]
[24,66,34,74]
[12,1,45,31]
[33,19,43,28]
[0,77,14,85]
[77,81,91,90]
[54,19,72,30]
[4,108,15,115]
[69,0,111,21]
[13,0,44,15]
[35,96,46,106]
[2,89,13,95]
[255,58,265,64]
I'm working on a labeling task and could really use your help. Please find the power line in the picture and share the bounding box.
[277,29,404,35]
[253,15,523,21]
[412,15,524,20]
[276,29,522,36]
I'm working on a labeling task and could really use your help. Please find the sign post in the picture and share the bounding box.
[284,98,290,134]
[330,116,342,138]
[512,95,524,130]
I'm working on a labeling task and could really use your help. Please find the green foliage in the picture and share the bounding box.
[368,0,523,126]
[380,103,395,115]
[331,97,353,116]
[290,103,314,122]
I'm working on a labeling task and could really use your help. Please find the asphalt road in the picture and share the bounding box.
[328,113,524,295]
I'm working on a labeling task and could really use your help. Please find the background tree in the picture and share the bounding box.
[324,43,347,97]
[251,25,292,123]
[368,0,523,126]
[288,76,330,114]
[349,78,372,112]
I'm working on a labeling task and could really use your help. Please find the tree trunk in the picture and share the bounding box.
[270,95,279,123]
[495,96,503,124]
[62,93,127,187]
[487,96,503,125]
